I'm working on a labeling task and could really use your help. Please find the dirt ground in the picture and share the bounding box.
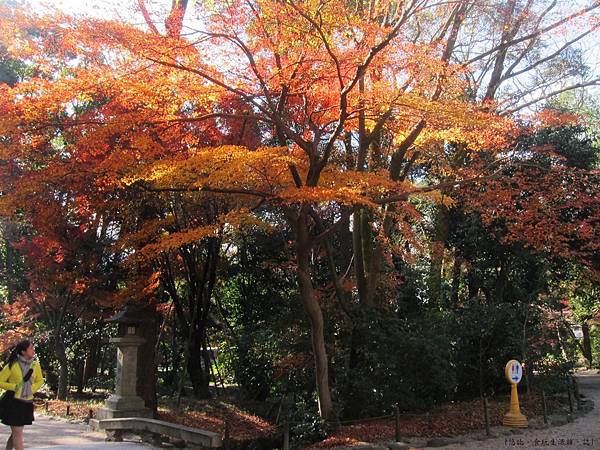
[427,370,600,450]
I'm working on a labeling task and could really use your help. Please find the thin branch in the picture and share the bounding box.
[137,0,160,35]
[138,183,272,199]
[142,55,310,151]
[502,78,600,115]
[498,0,558,81]
[288,1,344,89]
[464,2,600,67]
[376,156,516,205]
[501,26,599,83]
[158,113,273,125]
[312,207,355,243]
[203,32,274,105]
[28,113,273,132]
[313,5,415,183]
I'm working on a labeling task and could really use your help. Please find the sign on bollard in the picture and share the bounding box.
[507,360,522,384]
[502,360,528,428]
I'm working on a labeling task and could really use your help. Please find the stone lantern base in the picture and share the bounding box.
[96,395,152,419]
[96,334,152,420]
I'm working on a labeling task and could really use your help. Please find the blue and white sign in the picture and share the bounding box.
[505,360,523,384]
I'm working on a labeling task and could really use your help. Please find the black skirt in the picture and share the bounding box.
[1,397,34,426]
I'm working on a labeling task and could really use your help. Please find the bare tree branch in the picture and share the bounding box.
[465,2,600,68]
[502,78,600,115]
[501,26,599,83]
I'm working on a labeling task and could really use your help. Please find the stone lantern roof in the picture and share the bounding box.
[107,304,156,325]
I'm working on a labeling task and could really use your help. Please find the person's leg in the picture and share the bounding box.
[9,427,23,450]
[5,432,13,450]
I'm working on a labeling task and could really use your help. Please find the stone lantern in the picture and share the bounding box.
[96,306,153,419]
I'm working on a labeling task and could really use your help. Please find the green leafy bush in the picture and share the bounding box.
[336,309,457,418]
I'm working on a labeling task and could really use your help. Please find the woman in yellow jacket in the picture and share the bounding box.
[0,340,44,450]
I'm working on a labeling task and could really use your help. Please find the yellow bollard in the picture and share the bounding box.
[502,360,528,428]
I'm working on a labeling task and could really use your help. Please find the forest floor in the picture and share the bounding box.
[38,396,276,446]
[32,370,599,449]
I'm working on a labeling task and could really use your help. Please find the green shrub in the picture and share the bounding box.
[335,309,457,418]
[531,354,574,395]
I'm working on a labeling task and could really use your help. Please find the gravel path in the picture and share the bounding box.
[0,414,151,449]
[425,370,600,450]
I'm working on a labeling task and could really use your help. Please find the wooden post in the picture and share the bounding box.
[45,401,49,413]
[395,405,401,442]
[87,408,93,422]
[66,404,71,416]
[573,377,581,410]
[283,414,290,450]
[567,383,574,413]
[483,397,490,436]
[223,421,231,450]
[541,391,548,424]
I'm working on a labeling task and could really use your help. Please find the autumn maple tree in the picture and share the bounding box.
[1,0,599,418]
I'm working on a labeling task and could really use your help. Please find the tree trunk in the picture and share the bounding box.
[54,338,69,400]
[137,304,160,413]
[295,211,333,419]
[494,260,508,303]
[166,326,180,389]
[75,358,85,395]
[478,335,484,397]
[521,304,532,398]
[187,328,211,399]
[82,328,102,389]
[581,322,593,369]
[449,254,461,308]
[428,205,449,305]
[352,210,369,304]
